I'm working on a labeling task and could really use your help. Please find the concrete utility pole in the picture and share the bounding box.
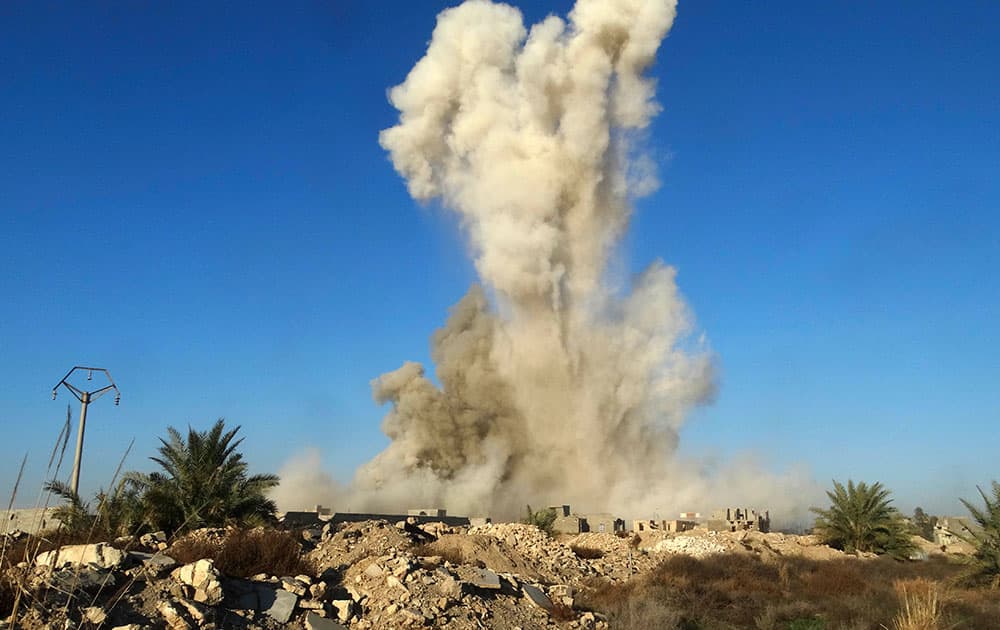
[52,366,121,496]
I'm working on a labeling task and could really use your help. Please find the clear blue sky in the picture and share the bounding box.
[1,1,997,516]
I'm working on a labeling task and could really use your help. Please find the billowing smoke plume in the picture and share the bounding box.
[275,0,819,524]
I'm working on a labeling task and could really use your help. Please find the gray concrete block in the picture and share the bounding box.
[265,588,298,624]
[304,612,347,630]
[522,583,554,612]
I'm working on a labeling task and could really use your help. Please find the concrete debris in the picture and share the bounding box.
[266,589,299,624]
[128,550,177,575]
[173,558,224,604]
[650,535,726,557]
[330,598,354,621]
[522,583,553,611]
[4,520,875,629]
[470,567,501,590]
[157,600,193,630]
[35,542,125,570]
[140,530,169,550]
[304,611,348,629]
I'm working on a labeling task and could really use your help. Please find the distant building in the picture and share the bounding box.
[934,517,977,546]
[552,514,584,534]
[632,518,696,533]
[705,507,770,533]
[0,507,60,535]
[632,519,662,532]
[408,508,447,517]
[329,511,471,528]
[543,505,625,534]
[583,513,626,534]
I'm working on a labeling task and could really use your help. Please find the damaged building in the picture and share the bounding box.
[934,517,977,547]
[632,518,697,533]
[705,507,770,533]
[547,505,625,534]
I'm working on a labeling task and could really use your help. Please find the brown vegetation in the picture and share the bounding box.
[570,544,605,560]
[168,527,313,578]
[578,552,1000,629]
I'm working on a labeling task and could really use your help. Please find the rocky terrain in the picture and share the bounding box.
[0,520,923,629]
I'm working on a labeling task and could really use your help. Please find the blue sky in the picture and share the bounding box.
[1,1,997,516]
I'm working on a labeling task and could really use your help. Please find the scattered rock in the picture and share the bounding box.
[330,599,355,621]
[157,600,192,630]
[173,558,223,604]
[82,606,106,625]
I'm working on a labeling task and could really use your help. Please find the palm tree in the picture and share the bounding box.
[959,480,1000,588]
[811,479,916,558]
[126,418,279,534]
[43,480,92,536]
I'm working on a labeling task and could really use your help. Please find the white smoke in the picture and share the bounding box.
[274,0,818,524]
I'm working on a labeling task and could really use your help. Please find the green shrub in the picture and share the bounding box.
[959,480,1000,588]
[523,505,557,535]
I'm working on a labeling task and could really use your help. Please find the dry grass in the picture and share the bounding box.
[169,527,313,578]
[892,579,943,630]
[578,553,1000,630]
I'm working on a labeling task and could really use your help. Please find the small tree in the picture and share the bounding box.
[958,480,1000,588]
[44,479,144,539]
[523,505,557,535]
[126,418,279,534]
[811,480,916,558]
[913,507,935,542]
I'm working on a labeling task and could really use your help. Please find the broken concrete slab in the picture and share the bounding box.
[129,551,177,574]
[470,567,501,590]
[265,588,298,624]
[522,583,554,612]
[35,543,125,570]
[304,612,347,630]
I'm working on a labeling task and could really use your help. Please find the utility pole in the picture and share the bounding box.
[52,366,120,495]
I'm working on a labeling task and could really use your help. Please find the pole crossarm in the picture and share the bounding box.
[51,365,121,495]
[52,366,121,403]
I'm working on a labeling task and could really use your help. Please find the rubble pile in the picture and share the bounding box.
[309,521,415,571]
[647,535,726,558]
[1,520,858,629]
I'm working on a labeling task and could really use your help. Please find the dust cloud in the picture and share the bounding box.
[274,0,817,525]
